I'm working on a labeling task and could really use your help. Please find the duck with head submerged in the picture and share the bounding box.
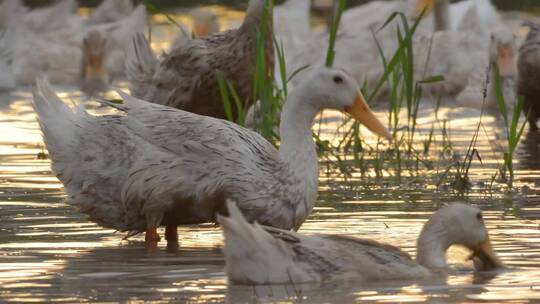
[126,0,274,121]
[32,67,391,246]
[218,201,504,284]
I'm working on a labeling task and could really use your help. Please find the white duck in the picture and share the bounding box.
[2,10,82,85]
[86,0,134,25]
[32,67,391,245]
[456,27,517,110]
[0,2,146,87]
[219,201,504,284]
[416,0,502,32]
[90,4,147,77]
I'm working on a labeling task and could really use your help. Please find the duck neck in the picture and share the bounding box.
[240,0,273,35]
[434,0,450,31]
[278,92,319,199]
[416,218,452,269]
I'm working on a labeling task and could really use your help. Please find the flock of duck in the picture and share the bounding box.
[6,0,538,285]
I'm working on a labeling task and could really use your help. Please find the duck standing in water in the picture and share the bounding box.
[518,21,540,131]
[218,202,504,284]
[32,67,391,246]
[125,0,274,121]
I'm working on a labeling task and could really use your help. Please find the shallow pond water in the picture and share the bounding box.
[1,2,540,304]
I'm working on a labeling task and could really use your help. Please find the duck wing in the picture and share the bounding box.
[105,91,296,229]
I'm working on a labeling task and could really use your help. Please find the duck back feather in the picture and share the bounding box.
[32,79,143,231]
[218,200,319,284]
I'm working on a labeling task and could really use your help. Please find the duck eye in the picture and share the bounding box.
[333,75,343,84]
[476,212,483,221]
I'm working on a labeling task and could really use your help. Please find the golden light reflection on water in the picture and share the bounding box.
[0,6,539,304]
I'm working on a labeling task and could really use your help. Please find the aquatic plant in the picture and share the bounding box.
[494,66,527,188]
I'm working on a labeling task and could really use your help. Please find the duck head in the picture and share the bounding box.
[417,203,504,271]
[191,8,220,37]
[287,67,392,140]
[490,30,517,78]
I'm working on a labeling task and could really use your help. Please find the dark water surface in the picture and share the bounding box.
[1,3,540,304]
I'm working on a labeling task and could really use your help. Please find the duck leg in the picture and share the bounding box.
[165,224,178,242]
[145,228,161,243]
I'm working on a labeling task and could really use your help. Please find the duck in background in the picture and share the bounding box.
[125,0,274,121]
[0,0,146,91]
[80,30,109,96]
[170,7,220,51]
[191,7,220,37]
[219,201,504,284]
[273,0,313,88]
[91,4,147,78]
[86,0,134,25]
[415,0,503,32]
[518,21,540,131]
[456,27,517,110]
[32,67,391,246]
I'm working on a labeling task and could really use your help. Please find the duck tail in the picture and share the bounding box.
[125,32,157,99]
[32,78,80,164]
[217,200,314,284]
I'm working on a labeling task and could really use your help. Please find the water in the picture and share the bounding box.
[1,3,540,303]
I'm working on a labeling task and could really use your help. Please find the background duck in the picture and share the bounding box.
[518,21,540,131]
[125,0,274,121]
[416,0,502,32]
[456,27,517,110]
[0,1,146,89]
[31,67,391,246]
[80,30,109,96]
[219,201,504,285]
[86,0,134,25]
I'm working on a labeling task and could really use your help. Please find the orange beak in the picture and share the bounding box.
[414,0,435,18]
[344,91,392,141]
[194,23,210,37]
[469,237,504,271]
[496,45,517,77]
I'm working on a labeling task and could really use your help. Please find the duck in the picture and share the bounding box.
[86,0,134,25]
[191,7,220,37]
[518,21,540,131]
[218,201,504,284]
[0,29,15,91]
[80,30,109,96]
[125,0,274,121]
[0,1,146,87]
[2,10,82,85]
[169,8,219,51]
[415,0,502,32]
[90,4,147,78]
[456,27,517,110]
[32,67,392,246]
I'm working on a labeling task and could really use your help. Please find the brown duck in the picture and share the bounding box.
[125,0,274,121]
[518,21,540,131]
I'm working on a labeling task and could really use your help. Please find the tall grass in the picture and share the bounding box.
[494,67,527,188]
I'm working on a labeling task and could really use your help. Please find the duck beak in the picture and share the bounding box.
[414,0,435,18]
[470,237,504,271]
[195,23,210,37]
[496,45,516,77]
[344,91,392,141]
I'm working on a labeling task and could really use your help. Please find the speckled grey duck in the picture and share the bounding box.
[125,0,274,121]
[219,202,504,285]
[518,21,540,131]
[32,67,391,246]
